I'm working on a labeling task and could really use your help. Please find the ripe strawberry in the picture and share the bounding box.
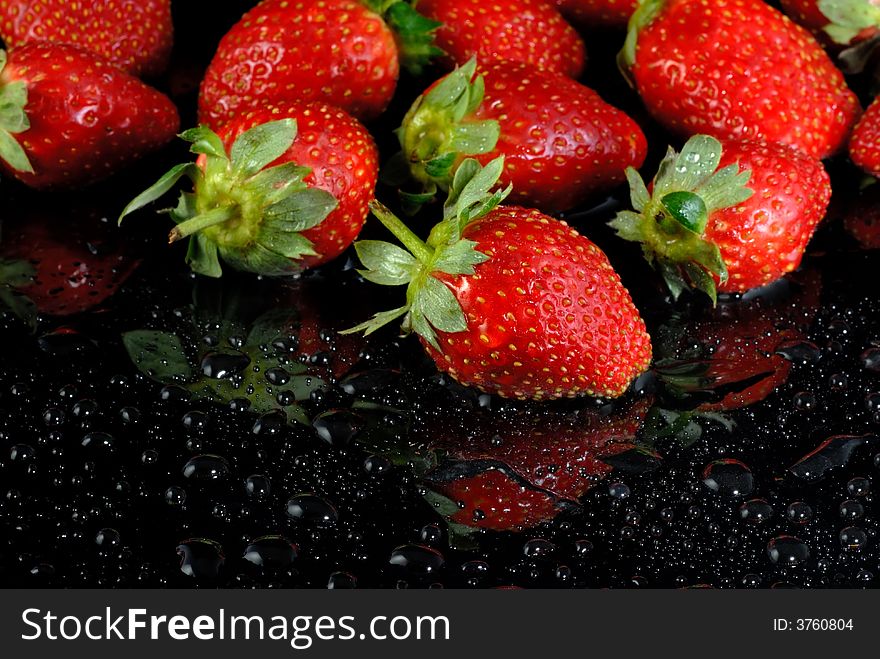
[0,43,179,188]
[0,0,173,77]
[198,0,441,127]
[345,158,652,400]
[611,135,830,300]
[779,0,880,47]
[850,96,880,177]
[418,0,585,78]
[422,397,652,531]
[392,59,647,213]
[620,0,861,160]
[120,102,378,277]
[551,0,638,29]
[1,201,140,327]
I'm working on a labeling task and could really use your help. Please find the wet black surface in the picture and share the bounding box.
[1,1,879,589]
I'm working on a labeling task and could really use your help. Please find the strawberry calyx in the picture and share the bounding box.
[618,0,665,83]
[342,156,511,350]
[0,50,35,175]
[0,257,37,330]
[360,0,444,75]
[118,119,338,278]
[819,0,880,45]
[609,135,754,304]
[386,58,500,214]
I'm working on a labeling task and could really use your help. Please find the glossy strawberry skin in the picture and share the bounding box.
[0,43,179,188]
[552,0,637,28]
[198,0,398,128]
[850,96,880,177]
[423,206,652,400]
[704,139,830,292]
[0,0,173,77]
[418,0,586,78]
[213,103,379,270]
[630,0,860,160]
[471,61,647,212]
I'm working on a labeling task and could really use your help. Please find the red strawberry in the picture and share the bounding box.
[611,135,830,300]
[418,0,585,78]
[620,0,861,160]
[0,202,140,326]
[0,43,179,189]
[198,0,441,127]
[120,102,378,277]
[779,0,880,47]
[0,0,173,76]
[394,59,647,213]
[345,158,652,400]
[422,397,653,531]
[551,0,638,29]
[850,96,880,177]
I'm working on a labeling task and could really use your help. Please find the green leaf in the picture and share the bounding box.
[609,210,647,242]
[625,167,650,211]
[0,80,30,133]
[244,162,311,205]
[119,162,198,224]
[696,163,753,212]
[661,191,709,234]
[385,1,443,76]
[245,308,301,348]
[820,0,880,45]
[669,135,723,191]
[0,258,35,287]
[0,127,33,173]
[0,285,37,332]
[424,59,475,108]
[417,276,467,334]
[355,240,418,286]
[229,119,297,178]
[449,121,500,154]
[122,330,193,382]
[221,240,305,277]
[255,231,317,261]
[263,187,338,233]
[180,125,227,159]
[186,234,223,278]
[424,152,457,179]
[341,305,410,336]
[683,261,719,305]
[431,239,488,276]
[447,156,507,225]
[409,307,440,351]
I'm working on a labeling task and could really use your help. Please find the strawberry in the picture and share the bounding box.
[779,0,880,47]
[551,0,638,29]
[0,201,141,328]
[0,43,179,189]
[345,158,652,400]
[619,0,861,160]
[0,0,173,77]
[417,0,585,78]
[120,102,378,277]
[850,96,880,177]
[391,59,647,213]
[611,135,830,300]
[198,0,441,127]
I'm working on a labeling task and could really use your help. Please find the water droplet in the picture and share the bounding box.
[793,391,816,411]
[788,435,877,481]
[176,538,224,579]
[312,410,363,447]
[200,351,249,379]
[839,499,864,520]
[164,486,186,506]
[609,482,630,499]
[860,347,880,372]
[182,455,230,481]
[739,499,774,524]
[785,501,812,524]
[265,367,290,386]
[775,340,822,364]
[243,535,298,569]
[388,544,445,576]
[523,538,556,558]
[245,474,271,500]
[285,494,338,525]
[847,477,870,496]
[364,455,392,475]
[840,526,868,550]
[419,524,443,545]
[767,536,809,565]
[327,571,357,589]
[702,459,754,497]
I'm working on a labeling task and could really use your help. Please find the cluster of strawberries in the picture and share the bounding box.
[1,0,878,405]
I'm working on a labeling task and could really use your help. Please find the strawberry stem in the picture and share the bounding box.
[368,200,433,262]
[168,206,237,244]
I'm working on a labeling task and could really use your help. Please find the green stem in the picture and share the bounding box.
[368,200,433,262]
[168,206,237,244]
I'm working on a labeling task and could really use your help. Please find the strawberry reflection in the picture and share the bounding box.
[0,195,141,328]
[416,396,655,532]
[653,268,822,411]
